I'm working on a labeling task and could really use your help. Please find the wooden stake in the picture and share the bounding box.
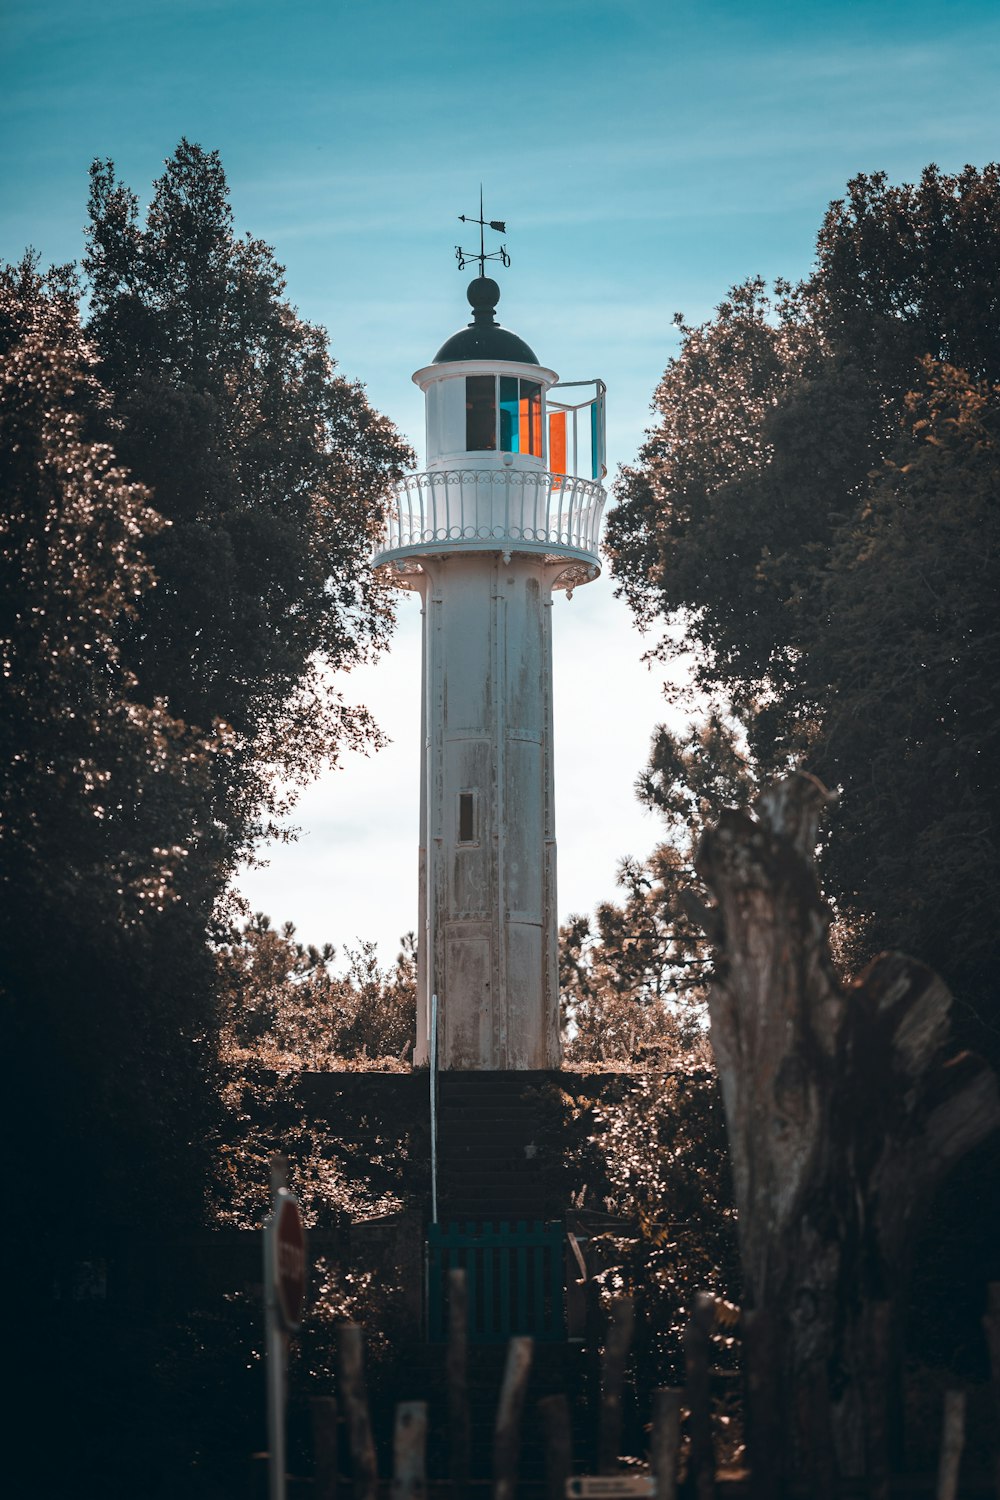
[392,1401,428,1500]
[798,1362,835,1500]
[493,1336,534,1500]
[935,1390,965,1500]
[742,1307,782,1500]
[598,1296,635,1474]
[684,1292,715,1500]
[864,1300,892,1500]
[448,1267,471,1500]
[539,1393,573,1500]
[310,1397,338,1500]
[649,1387,681,1500]
[585,1274,604,1468]
[337,1323,378,1500]
[984,1284,1000,1500]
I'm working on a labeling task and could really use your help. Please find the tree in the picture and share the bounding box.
[607,164,1000,1051]
[216,915,416,1070]
[560,712,754,1066]
[83,140,412,877]
[0,256,219,1239]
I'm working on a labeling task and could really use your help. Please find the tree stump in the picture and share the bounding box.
[695,772,1000,1481]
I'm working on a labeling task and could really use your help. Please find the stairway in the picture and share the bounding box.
[435,1070,561,1222]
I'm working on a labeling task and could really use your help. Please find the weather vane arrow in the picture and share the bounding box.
[456,186,510,275]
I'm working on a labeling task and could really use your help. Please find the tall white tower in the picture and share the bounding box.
[375,274,606,1070]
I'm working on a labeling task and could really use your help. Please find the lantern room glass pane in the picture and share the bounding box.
[521,381,542,456]
[549,411,567,476]
[466,375,496,450]
[499,376,520,452]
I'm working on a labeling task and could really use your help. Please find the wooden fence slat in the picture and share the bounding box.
[799,1361,836,1500]
[983,1282,1000,1500]
[493,1335,534,1500]
[864,1300,892,1500]
[483,1222,495,1340]
[549,1224,564,1337]
[447,1267,471,1500]
[499,1221,512,1334]
[538,1393,573,1500]
[337,1322,378,1500]
[649,1386,680,1500]
[742,1307,781,1500]
[391,1401,427,1500]
[598,1295,635,1474]
[684,1291,715,1500]
[310,1396,338,1500]
[935,1390,966,1500]
[533,1221,546,1339]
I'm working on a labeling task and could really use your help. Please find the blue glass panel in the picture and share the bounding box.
[590,399,600,479]
[499,376,519,452]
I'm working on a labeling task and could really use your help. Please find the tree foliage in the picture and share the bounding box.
[0,256,220,1236]
[217,916,416,1070]
[3,142,412,1253]
[83,139,412,872]
[607,164,1000,1046]
[560,712,754,1066]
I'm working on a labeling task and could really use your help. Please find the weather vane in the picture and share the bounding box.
[456,186,510,276]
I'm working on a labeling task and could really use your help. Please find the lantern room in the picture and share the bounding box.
[376,277,606,573]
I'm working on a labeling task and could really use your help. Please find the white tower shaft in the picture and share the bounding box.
[415,552,559,1069]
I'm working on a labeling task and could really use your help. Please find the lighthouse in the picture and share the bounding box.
[375,235,606,1072]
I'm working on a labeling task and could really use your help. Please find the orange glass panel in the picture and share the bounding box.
[549,411,567,475]
[531,390,542,456]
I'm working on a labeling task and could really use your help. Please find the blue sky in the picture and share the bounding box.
[3,0,999,959]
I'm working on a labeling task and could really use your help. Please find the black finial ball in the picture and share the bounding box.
[467,276,500,314]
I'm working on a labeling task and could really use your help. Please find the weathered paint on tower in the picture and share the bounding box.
[375,276,606,1070]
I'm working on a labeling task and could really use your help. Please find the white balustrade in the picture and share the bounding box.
[374,468,606,565]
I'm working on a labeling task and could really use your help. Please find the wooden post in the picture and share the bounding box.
[598,1296,635,1473]
[984,1284,1000,1500]
[337,1323,378,1500]
[742,1308,781,1500]
[539,1393,573,1500]
[650,1387,681,1500]
[936,1390,965,1500]
[447,1267,472,1500]
[392,1401,428,1500]
[864,1301,892,1500]
[310,1397,339,1500]
[797,1361,835,1500]
[684,1292,715,1500]
[585,1274,604,1468]
[493,1336,534,1500]
[694,772,1000,1478]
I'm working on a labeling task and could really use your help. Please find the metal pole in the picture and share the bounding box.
[430,991,439,1224]
[266,1302,287,1500]
[264,1161,289,1500]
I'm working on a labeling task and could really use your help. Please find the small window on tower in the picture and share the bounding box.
[458,791,477,844]
[466,376,496,450]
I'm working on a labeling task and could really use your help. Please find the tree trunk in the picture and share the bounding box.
[696,772,1000,1481]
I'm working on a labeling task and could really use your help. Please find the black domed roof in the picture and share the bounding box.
[434,277,539,365]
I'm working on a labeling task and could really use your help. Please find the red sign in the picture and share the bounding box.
[268,1190,307,1332]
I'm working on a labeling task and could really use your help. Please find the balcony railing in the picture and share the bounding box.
[374,468,606,564]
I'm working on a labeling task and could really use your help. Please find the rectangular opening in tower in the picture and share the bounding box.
[458,790,476,844]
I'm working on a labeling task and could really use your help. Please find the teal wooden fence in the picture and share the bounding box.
[426,1220,566,1343]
